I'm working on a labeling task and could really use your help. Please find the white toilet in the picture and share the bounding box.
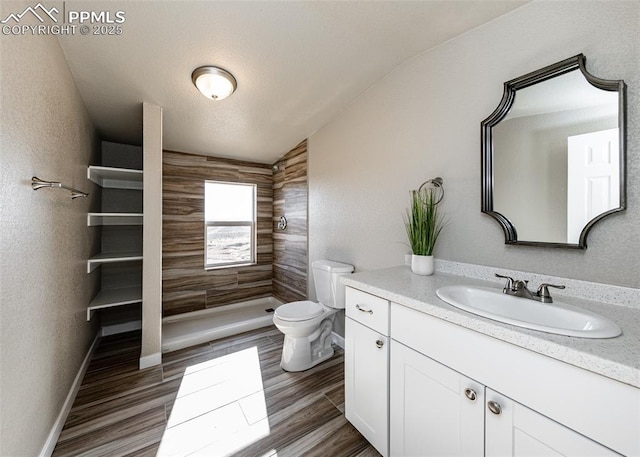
[273,259,354,372]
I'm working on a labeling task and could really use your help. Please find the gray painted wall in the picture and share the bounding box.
[0,30,100,456]
[309,0,640,324]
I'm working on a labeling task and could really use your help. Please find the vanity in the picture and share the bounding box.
[343,266,640,457]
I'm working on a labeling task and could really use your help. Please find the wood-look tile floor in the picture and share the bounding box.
[53,326,381,457]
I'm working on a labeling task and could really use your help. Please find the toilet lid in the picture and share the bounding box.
[275,301,324,322]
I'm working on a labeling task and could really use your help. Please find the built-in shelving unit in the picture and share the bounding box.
[87,251,144,273]
[86,144,144,321]
[87,285,143,320]
[87,213,143,226]
[87,165,143,189]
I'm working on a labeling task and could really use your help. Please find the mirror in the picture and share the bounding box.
[481,54,626,249]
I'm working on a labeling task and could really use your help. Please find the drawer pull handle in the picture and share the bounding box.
[487,400,502,415]
[356,304,373,315]
[464,388,477,402]
[375,339,384,349]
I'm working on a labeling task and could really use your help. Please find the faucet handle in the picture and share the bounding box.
[536,283,566,303]
[495,273,515,291]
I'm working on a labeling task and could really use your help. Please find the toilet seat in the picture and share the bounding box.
[275,301,324,322]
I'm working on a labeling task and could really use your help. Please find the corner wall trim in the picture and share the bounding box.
[39,333,100,457]
[139,352,162,369]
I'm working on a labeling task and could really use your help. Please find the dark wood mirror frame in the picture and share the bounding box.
[481,54,626,249]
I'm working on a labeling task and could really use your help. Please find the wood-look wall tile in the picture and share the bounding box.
[272,139,308,303]
[273,265,307,292]
[162,254,204,270]
[162,150,273,316]
[238,267,273,285]
[206,283,272,307]
[273,282,306,303]
[162,291,207,316]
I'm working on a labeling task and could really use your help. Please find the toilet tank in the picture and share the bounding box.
[312,260,354,309]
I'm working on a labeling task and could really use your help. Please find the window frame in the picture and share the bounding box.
[204,180,257,269]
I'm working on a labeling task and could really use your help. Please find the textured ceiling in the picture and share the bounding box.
[57,1,527,163]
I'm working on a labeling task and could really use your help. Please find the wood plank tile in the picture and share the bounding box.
[276,414,373,457]
[53,406,166,457]
[324,381,346,413]
[73,366,164,409]
[54,326,378,457]
[231,396,342,457]
[59,378,180,441]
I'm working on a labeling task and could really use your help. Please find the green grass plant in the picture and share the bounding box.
[404,188,445,256]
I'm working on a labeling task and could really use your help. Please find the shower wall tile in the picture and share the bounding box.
[273,140,308,303]
[162,150,273,317]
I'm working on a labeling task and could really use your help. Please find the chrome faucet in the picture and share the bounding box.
[495,273,565,303]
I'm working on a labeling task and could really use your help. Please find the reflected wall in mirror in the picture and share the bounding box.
[481,54,626,249]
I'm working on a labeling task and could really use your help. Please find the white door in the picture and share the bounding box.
[485,389,621,457]
[567,128,619,243]
[389,341,484,457]
[345,317,389,456]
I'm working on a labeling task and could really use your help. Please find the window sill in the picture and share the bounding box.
[204,262,257,271]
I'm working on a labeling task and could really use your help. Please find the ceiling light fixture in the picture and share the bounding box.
[191,66,237,100]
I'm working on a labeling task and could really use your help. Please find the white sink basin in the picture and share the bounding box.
[436,285,621,338]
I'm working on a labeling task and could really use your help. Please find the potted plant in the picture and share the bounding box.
[404,186,445,275]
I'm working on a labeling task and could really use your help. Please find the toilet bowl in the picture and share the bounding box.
[273,260,354,372]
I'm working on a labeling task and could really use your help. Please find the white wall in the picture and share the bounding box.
[140,103,163,369]
[309,1,640,296]
[0,26,99,456]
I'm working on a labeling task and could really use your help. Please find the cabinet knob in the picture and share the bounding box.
[487,400,502,415]
[356,304,373,315]
[375,339,384,349]
[464,388,477,401]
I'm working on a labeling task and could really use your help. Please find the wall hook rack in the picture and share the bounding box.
[31,176,89,199]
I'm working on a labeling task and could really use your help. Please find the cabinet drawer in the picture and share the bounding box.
[345,287,389,335]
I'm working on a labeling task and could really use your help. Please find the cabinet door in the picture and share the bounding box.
[390,341,484,457]
[345,317,389,456]
[485,389,621,457]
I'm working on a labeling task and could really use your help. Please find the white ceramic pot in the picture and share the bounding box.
[411,254,434,276]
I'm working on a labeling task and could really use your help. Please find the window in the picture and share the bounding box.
[204,181,256,268]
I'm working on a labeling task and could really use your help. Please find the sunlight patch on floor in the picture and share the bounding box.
[157,346,271,456]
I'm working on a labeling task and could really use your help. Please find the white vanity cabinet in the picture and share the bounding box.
[390,341,484,457]
[345,287,390,457]
[391,339,620,457]
[485,389,620,457]
[391,302,636,457]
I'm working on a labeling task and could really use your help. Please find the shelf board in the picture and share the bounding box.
[87,251,143,273]
[87,212,143,226]
[87,285,142,320]
[88,165,143,190]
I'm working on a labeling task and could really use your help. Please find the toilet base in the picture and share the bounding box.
[279,319,335,372]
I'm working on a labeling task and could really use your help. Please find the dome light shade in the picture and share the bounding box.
[192,66,237,100]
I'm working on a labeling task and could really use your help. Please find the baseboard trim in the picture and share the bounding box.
[139,352,162,369]
[101,319,142,337]
[332,331,345,349]
[39,333,99,457]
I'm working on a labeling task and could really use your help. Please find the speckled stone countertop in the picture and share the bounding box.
[343,266,640,389]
